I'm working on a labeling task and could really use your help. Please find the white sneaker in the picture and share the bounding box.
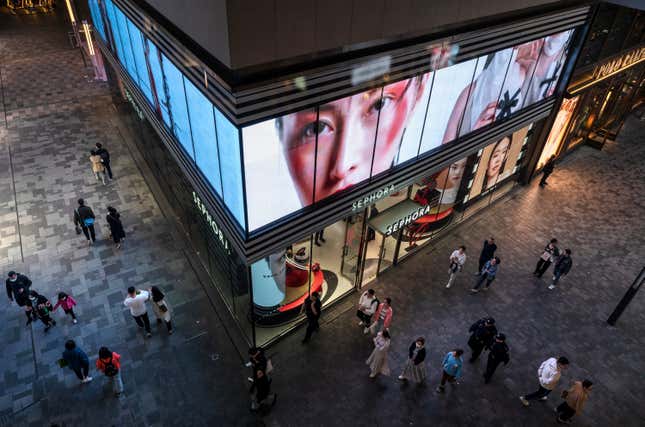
[519,396,529,407]
[446,283,451,288]
[72,319,78,324]
[398,375,406,381]
[358,321,364,326]
[548,284,556,290]
[363,328,369,335]
[81,376,93,383]
[244,362,252,367]
[539,396,548,401]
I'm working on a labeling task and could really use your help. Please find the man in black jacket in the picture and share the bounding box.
[549,249,573,290]
[73,198,96,245]
[6,271,34,323]
[468,317,497,362]
[477,237,497,272]
[302,292,321,344]
[94,143,113,180]
[484,333,510,383]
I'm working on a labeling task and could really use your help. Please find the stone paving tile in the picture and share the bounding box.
[2,9,645,427]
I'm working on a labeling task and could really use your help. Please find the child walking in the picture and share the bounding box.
[53,292,78,324]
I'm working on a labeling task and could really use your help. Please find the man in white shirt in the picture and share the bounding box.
[124,286,152,337]
[446,245,467,288]
[520,356,569,406]
[356,288,378,326]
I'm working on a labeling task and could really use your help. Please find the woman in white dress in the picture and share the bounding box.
[366,330,391,378]
[149,286,173,335]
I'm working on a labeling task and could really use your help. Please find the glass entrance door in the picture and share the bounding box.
[340,212,365,286]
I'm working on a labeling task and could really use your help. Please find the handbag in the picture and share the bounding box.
[83,217,95,226]
[540,250,552,261]
[449,261,459,273]
[159,302,168,313]
[57,358,68,368]
[75,225,82,235]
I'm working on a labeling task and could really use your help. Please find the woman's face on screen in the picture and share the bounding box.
[279,76,427,205]
[487,137,511,179]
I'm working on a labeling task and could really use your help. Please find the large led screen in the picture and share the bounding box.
[243,74,433,231]
[468,125,530,199]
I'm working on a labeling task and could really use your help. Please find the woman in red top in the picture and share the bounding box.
[96,346,123,397]
[53,292,78,324]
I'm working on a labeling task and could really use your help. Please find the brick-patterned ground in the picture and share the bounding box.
[1,10,644,427]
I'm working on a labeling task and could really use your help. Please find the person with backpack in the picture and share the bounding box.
[467,317,497,362]
[6,271,34,324]
[89,150,107,185]
[96,346,123,397]
[28,290,56,332]
[483,333,510,383]
[73,199,96,245]
[52,291,78,324]
[61,340,92,384]
[356,288,378,327]
[106,206,126,249]
[94,143,113,180]
[549,249,573,290]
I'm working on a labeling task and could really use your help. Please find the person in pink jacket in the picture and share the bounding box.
[366,298,393,335]
[53,292,78,324]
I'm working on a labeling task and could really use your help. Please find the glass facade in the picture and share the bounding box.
[91,0,574,347]
[91,0,245,230]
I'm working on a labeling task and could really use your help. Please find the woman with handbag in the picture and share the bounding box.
[106,206,126,249]
[149,286,172,334]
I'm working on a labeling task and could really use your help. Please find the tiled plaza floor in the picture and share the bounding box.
[1,10,644,427]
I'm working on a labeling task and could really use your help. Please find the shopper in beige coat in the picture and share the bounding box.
[90,150,107,185]
[556,379,592,423]
[366,330,391,378]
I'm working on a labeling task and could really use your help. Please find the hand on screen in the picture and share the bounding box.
[473,102,497,130]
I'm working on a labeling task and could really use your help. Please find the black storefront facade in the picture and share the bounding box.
[85,0,592,347]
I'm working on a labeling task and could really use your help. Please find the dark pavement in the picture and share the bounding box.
[1,9,644,427]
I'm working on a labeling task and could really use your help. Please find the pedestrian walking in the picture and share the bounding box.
[471,257,500,293]
[245,347,268,383]
[398,337,427,383]
[477,237,497,272]
[28,291,56,332]
[250,368,277,411]
[106,206,126,249]
[366,330,391,378]
[53,291,78,324]
[467,317,497,362]
[6,271,34,324]
[366,297,393,335]
[89,150,107,185]
[123,286,152,337]
[148,286,172,334]
[74,199,97,245]
[94,143,113,180]
[520,356,569,406]
[539,155,556,187]
[446,245,467,288]
[556,379,592,424]
[356,288,378,326]
[301,291,321,344]
[96,346,123,397]
[534,238,559,278]
[435,349,464,393]
[549,249,573,290]
[61,340,92,384]
[483,333,510,383]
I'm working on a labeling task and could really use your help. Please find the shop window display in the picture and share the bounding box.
[537,97,579,168]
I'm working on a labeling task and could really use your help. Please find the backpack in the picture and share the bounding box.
[103,357,119,377]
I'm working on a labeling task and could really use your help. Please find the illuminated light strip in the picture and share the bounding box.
[82,21,95,56]
[64,0,75,24]
[569,57,645,95]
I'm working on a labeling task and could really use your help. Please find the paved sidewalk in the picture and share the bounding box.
[2,10,645,427]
